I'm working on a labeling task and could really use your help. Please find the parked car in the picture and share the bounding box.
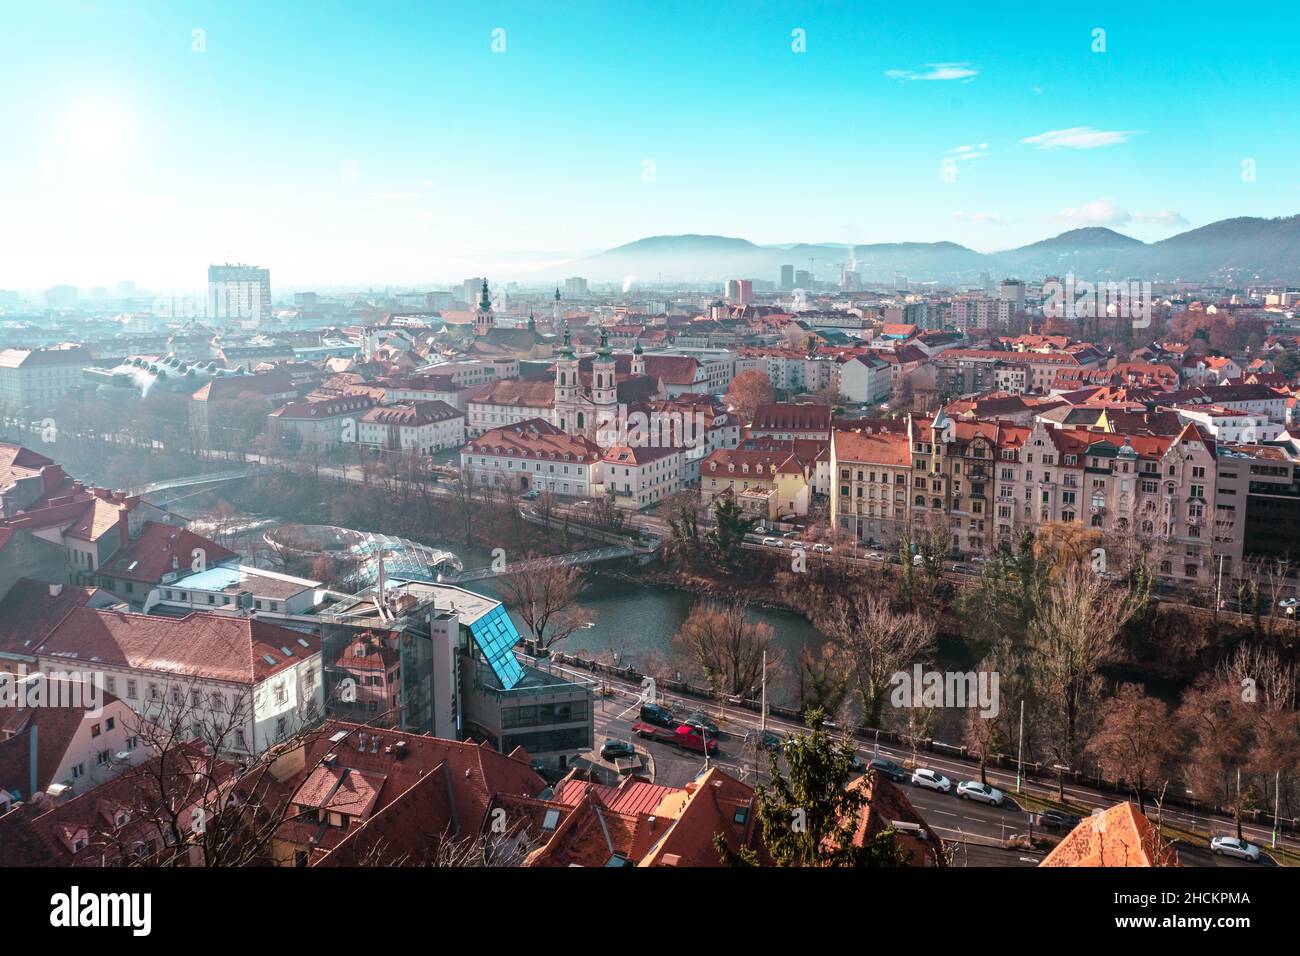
[762,537,783,548]
[600,739,637,762]
[1278,598,1300,609]
[910,768,952,793]
[790,540,806,550]
[638,702,676,728]
[683,712,720,737]
[1036,810,1082,831]
[520,489,541,500]
[868,758,908,783]
[1210,835,1262,861]
[956,780,1005,806]
[811,543,832,554]
[755,729,785,752]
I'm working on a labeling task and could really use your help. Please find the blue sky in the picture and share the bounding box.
[1,0,1296,289]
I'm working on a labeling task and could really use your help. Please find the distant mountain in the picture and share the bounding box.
[1144,215,1300,280]
[993,227,1146,279]
[537,215,1300,286]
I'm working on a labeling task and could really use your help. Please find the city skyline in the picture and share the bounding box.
[3,0,1299,288]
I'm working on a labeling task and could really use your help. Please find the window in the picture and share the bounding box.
[91,723,101,737]
[126,680,138,700]
[106,717,115,731]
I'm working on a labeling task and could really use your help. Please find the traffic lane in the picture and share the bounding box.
[1173,841,1277,867]
[951,843,1042,867]
[579,672,1300,857]
[904,782,1024,844]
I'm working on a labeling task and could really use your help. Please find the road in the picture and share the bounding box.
[558,662,1284,867]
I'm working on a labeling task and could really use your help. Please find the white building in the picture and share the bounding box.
[839,354,893,404]
[461,418,603,497]
[600,444,686,509]
[0,347,93,409]
[356,400,465,454]
[34,607,323,756]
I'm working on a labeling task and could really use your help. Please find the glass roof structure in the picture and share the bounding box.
[342,532,463,590]
[468,604,526,690]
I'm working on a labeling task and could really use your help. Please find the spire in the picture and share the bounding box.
[479,279,492,311]
[596,327,611,357]
[633,341,643,355]
[554,286,561,301]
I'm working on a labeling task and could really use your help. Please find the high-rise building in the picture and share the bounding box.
[999,279,1026,310]
[724,279,753,304]
[841,270,861,291]
[563,276,589,298]
[461,277,484,308]
[208,264,271,321]
[780,264,794,290]
[795,270,812,290]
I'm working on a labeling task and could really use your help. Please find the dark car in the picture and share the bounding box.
[1036,810,1082,831]
[868,758,908,783]
[600,739,637,762]
[683,713,720,737]
[639,702,677,729]
[756,729,784,752]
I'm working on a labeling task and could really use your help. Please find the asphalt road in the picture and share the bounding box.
[572,669,1282,868]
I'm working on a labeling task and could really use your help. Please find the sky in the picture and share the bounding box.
[1,0,1297,291]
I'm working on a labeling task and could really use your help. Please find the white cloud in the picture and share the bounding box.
[884,62,978,82]
[953,211,1004,224]
[1021,126,1139,149]
[950,143,989,161]
[1053,199,1132,226]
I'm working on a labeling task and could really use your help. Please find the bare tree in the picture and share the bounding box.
[815,590,937,727]
[498,556,591,653]
[1026,562,1143,770]
[671,599,778,699]
[1086,682,1179,815]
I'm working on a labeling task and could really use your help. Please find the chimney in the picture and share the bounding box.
[48,584,63,597]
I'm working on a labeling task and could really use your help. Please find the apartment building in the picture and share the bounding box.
[831,429,912,548]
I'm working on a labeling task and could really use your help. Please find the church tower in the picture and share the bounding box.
[592,327,617,409]
[552,286,562,329]
[474,279,494,337]
[631,341,646,376]
[554,328,580,434]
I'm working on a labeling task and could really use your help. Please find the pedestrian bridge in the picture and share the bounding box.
[439,545,635,584]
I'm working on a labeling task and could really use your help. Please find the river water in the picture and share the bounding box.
[189,513,827,706]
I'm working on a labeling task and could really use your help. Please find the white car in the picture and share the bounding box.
[956,780,1005,806]
[910,768,952,793]
[762,537,783,548]
[790,540,806,550]
[865,550,884,561]
[1210,836,1261,862]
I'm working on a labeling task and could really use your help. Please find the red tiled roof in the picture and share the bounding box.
[98,521,236,584]
[36,608,319,684]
